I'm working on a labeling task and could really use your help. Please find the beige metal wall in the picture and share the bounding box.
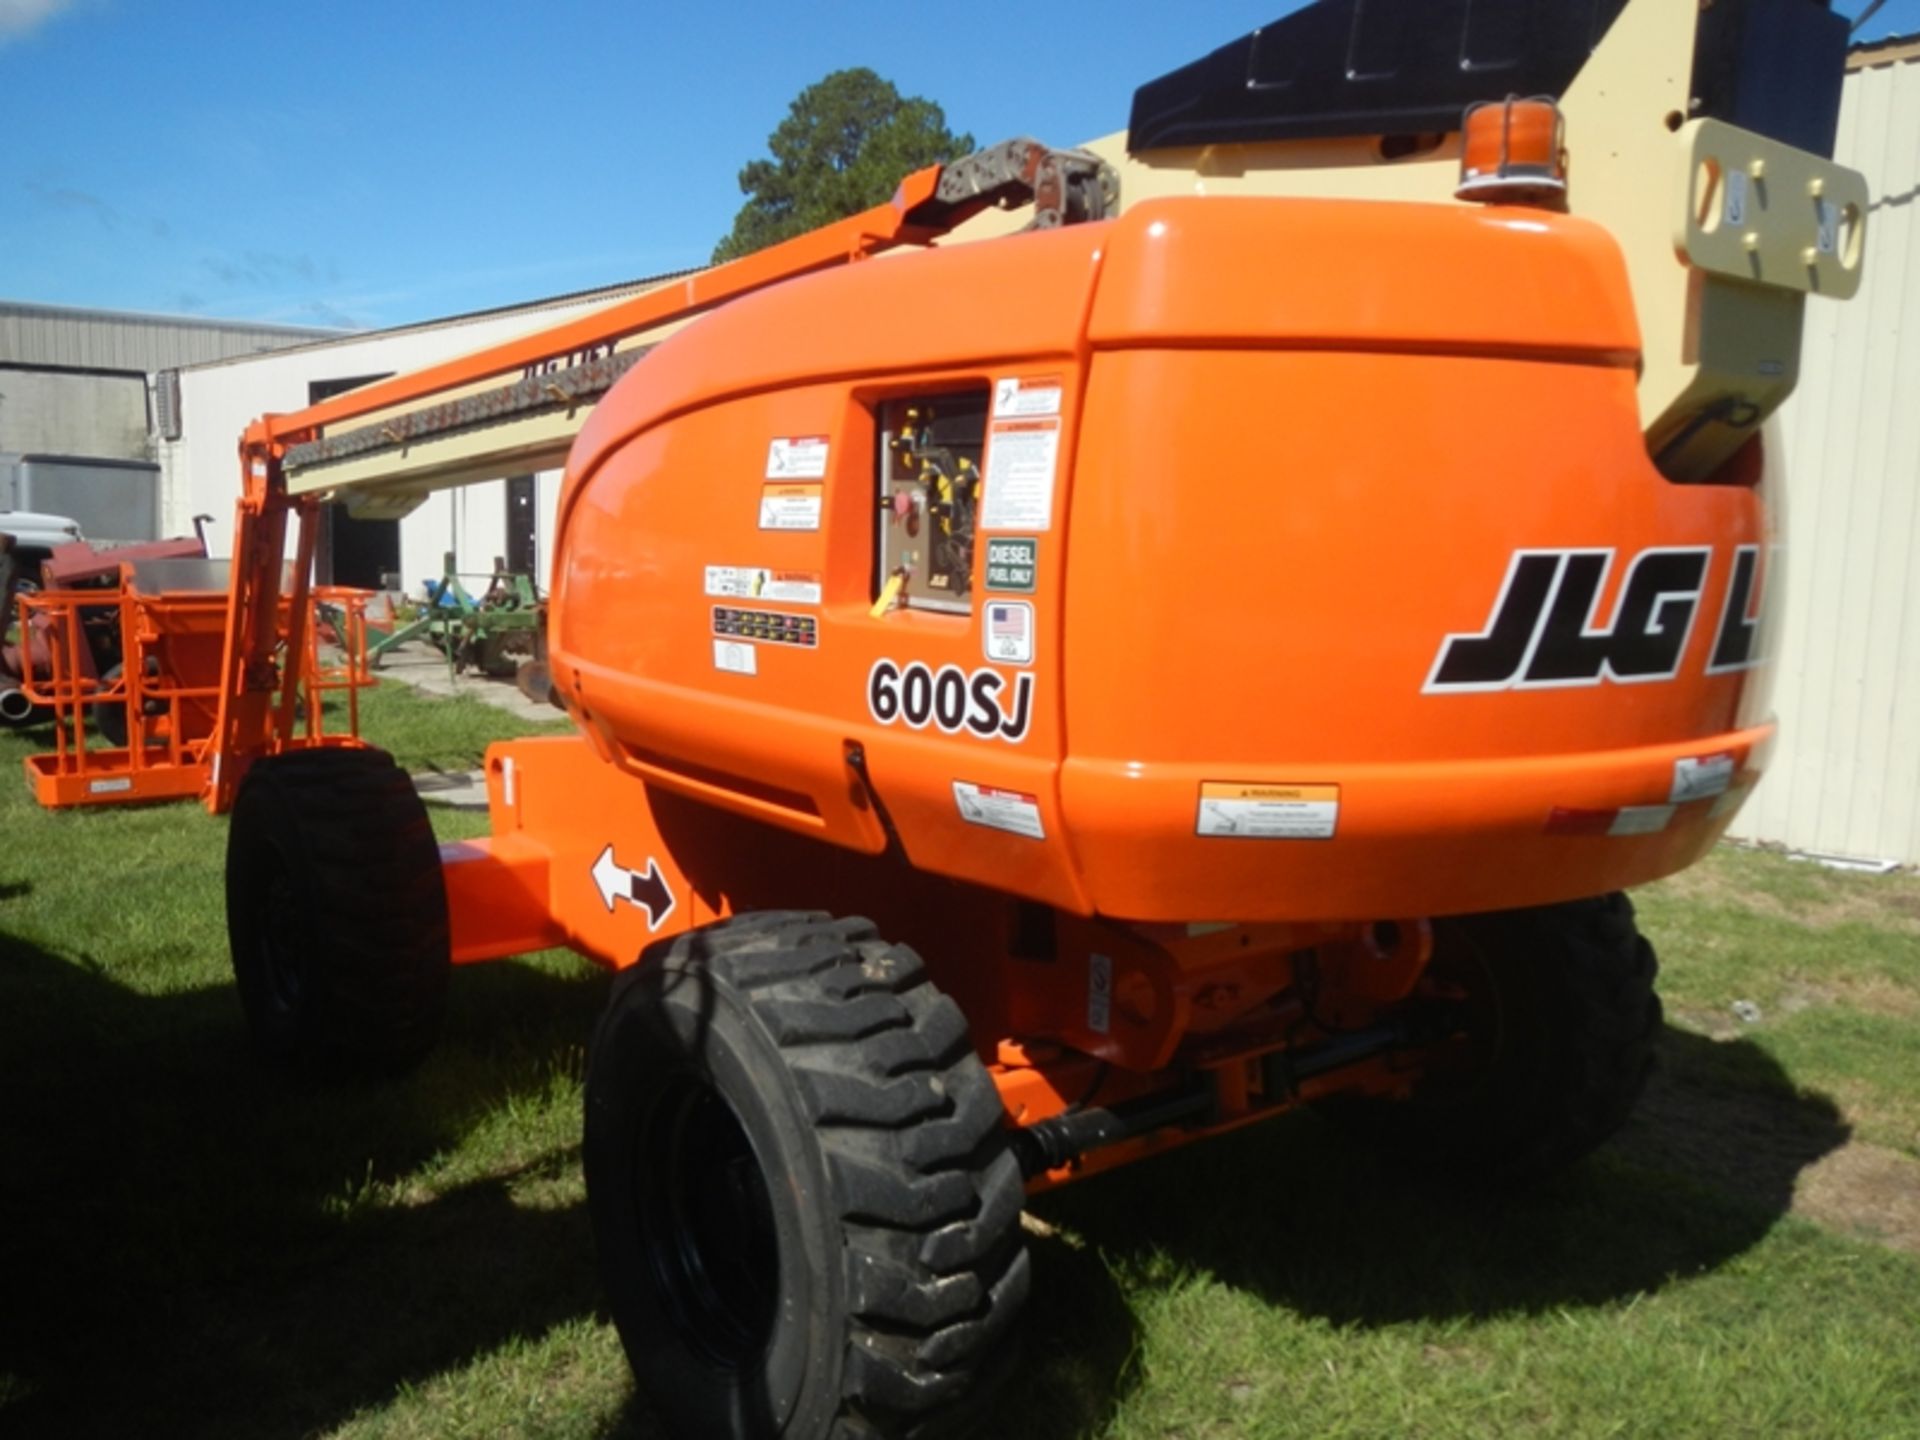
[1731,46,1920,864]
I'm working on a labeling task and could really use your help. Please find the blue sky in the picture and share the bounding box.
[2,0,1913,332]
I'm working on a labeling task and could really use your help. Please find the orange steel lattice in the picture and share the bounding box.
[17,560,375,809]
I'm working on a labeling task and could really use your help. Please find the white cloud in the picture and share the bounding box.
[0,0,78,42]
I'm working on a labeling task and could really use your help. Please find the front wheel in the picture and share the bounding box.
[1325,892,1661,1183]
[225,747,450,1074]
[585,912,1029,1440]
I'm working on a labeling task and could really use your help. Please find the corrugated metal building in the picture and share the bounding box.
[0,301,338,372]
[1730,35,1920,865]
[1,302,341,538]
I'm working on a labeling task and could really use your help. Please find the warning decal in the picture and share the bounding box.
[952,780,1045,840]
[993,375,1063,418]
[1197,782,1340,840]
[1724,169,1748,227]
[1671,752,1736,804]
[1087,953,1113,1035]
[705,566,822,604]
[713,639,757,675]
[980,417,1060,531]
[759,483,823,531]
[766,435,829,479]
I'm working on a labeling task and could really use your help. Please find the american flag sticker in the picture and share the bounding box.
[982,600,1034,665]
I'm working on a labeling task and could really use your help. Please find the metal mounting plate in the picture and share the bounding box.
[1674,118,1868,299]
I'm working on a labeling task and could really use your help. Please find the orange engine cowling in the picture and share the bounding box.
[548,195,1776,924]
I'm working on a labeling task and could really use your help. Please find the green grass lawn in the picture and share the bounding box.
[2,682,1917,1439]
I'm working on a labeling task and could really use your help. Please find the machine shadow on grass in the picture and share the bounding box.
[0,928,617,1440]
[1006,1022,1847,1358]
[0,916,1138,1440]
[0,898,1848,1440]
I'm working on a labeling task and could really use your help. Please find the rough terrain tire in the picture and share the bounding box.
[92,661,129,748]
[1328,892,1661,1183]
[225,747,450,1073]
[585,912,1029,1440]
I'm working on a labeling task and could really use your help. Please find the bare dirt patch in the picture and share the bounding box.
[1819,1076,1920,1160]
[1618,1030,1920,1257]
[1656,854,1920,936]
[1666,1004,1741,1040]
[1620,1034,1845,1217]
[1778,975,1920,1021]
[1886,888,1920,923]
[1794,1142,1920,1256]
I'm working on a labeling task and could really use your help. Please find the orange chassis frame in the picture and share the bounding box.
[441,735,1429,1189]
[208,161,1434,1191]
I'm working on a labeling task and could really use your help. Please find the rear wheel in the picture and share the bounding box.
[225,747,450,1073]
[1328,892,1660,1183]
[585,912,1028,1440]
[92,662,129,748]
[92,659,178,747]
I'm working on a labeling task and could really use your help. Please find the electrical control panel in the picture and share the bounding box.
[875,390,987,615]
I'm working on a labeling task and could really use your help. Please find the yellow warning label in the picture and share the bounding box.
[759,482,823,531]
[1199,783,1340,803]
[1197,781,1340,839]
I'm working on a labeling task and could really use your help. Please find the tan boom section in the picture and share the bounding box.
[281,287,699,518]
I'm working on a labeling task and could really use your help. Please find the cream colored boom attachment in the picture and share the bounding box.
[949,0,1870,482]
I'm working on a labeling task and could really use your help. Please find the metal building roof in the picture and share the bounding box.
[2,268,700,377]
[0,301,345,372]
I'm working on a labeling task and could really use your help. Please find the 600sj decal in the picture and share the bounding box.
[868,660,1033,742]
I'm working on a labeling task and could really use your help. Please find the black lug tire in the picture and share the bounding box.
[92,662,129,749]
[1328,892,1661,1184]
[586,912,1029,1440]
[225,748,450,1074]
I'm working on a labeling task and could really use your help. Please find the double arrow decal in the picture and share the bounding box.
[590,844,676,930]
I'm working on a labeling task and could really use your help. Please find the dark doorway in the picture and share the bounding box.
[505,475,537,577]
[307,374,401,589]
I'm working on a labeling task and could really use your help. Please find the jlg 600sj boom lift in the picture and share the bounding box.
[209,1,1866,1435]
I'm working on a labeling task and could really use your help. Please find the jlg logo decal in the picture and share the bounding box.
[868,660,1034,742]
[1426,545,1771,693]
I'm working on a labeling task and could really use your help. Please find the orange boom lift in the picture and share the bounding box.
[209,2,1867,1435]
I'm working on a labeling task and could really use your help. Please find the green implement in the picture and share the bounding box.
[366,552,541,681]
